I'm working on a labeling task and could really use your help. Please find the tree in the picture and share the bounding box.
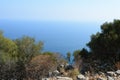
[73,50,81,69]
[0,32,46,79]
[66,52,71,63]
[14,36,43,63]
[87,19,120,58]
[0,31,25,80]
[0,31,18,62]
[80,48,89,59]
[73,50,81,62]
[87,20,120,71]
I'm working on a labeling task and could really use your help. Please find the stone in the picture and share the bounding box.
[53,70,60,76]
[49,72,52,77]
[56,76,73,80]
[107,76,115,80]
[42,78,50,80]
[77,74,86,80]
[60,64,65,68]
[107,71,116,76]
[65,64,74,71]
[116,70,120,75]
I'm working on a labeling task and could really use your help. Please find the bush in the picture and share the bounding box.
[68,68,79,80]
[0,61,26,80]
[25,54,58,79]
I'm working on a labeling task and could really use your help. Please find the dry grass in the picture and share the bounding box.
[26,55,57,80]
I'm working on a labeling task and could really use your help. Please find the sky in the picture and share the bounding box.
[0,0,120,22]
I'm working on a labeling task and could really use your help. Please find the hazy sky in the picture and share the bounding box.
[0,0,120,22]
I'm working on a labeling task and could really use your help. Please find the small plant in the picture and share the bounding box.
[68,68,79,80]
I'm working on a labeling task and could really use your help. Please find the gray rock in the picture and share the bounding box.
[56,76,73,80]
[77,74,86,80]
[107,76,115,80]
[65,64,74,71]
[42,78,50,80]
[53,70,60,76]
[48,72,52,77]
[60,64,64,68]
[116,70,120,75]
[107,71,116,76]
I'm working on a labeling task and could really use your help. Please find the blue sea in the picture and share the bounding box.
[0,20,101,56]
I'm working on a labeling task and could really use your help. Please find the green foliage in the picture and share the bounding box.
[80,48,89,58]
[73,50,81,62]
[66,52,71,62]
[0,32,18,62]
[73,48,89,70]
[87,19,120,56]
[1,19,120,79]
[43,51,54,56]
[14,36,43,63]
[87,19,120,71]
[42,52,58,63]
[0,31,44,79]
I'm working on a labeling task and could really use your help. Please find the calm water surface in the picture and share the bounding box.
[0,20,101,55]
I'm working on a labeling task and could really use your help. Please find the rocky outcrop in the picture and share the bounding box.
[43,63,120,80]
